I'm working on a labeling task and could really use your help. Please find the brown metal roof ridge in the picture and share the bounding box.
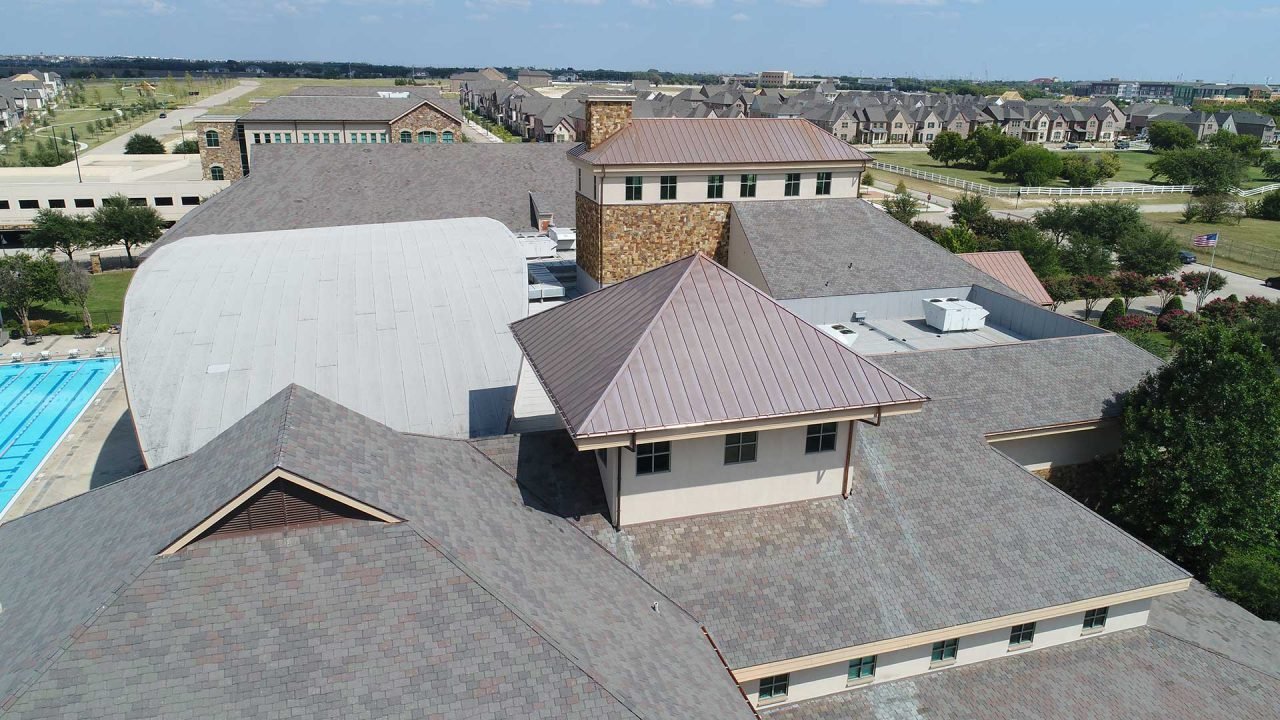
[572,117,874,166]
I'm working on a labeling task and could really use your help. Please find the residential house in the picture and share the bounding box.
[448,66,506,91]
[517,69,553,88]
[1231,112,1277,144]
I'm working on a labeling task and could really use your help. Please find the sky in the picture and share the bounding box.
[6,0,1279,82]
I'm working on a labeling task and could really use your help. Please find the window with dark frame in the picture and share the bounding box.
[1009,622,1036,647]
[784,173,801,196]
[816,171,832,196]
[707,174,724,199]
[625,176,644,201]
[805,422,838,453]
[18,200,38,210]
[47,199,66,209]
[847,655,876,682]
[400,130,412,143]
[931,638,959,663]
[660,175,677,200]
[128,197,146,207]
[757,673,789,703]
[635,441,670,475]
[739,173,757,198]
[153,196,174,206]
[0,201,9,210]
[1083,607,1108,631]
[74,198,94,208]
[204,129,220,148]
[723,432,758,465]
[180,196,201,206]
[210,166,225,181]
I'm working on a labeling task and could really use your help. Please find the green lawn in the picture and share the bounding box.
[1145,213,1280,279]
[26,269,134,332]
[870,151,1054,186]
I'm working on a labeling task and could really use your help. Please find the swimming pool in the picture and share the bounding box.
[0,357,120,520]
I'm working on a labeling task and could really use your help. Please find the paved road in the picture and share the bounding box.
[1059,262,1280,319]
[84,81,260,156]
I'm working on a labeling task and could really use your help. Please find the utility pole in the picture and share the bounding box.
[70,127,82,183]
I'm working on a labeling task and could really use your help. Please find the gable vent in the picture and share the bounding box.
[194,479,381,543]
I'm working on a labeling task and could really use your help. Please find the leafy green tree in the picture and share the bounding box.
[1111,324,1280,573]
[990,145,1063,186]
[1098,297,1126,329]
[1207,129,1263,164]
[56,261,95,333]
[1112,271,1155,311]
[124,133,166,154]
[1263,153,1280,180]
[26,209,96,263]
[1247,189,1280,221]
[1042,275,1078,312]
[1181,270,1227,297]
[1062,234,1114,277]
[883,181,922,225]
[1209,545,1280,621]
[1187,193,1244,224]
[1075,274,1116,320]
[91,194,166,267]
[1147,120,1197,151]
[1033,201,1077,247]
[933,225,978,253]
[1148,148,1248,193]
[171,139,199,154]
[1001,223,1060,277]
[965,125,1023,169]
[927,130,970,167]
[0,254,61,337]
[1059,154,1103,187]
[1116,226,1181,277]
[1070,201,1144,247]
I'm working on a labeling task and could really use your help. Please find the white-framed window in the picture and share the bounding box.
[204,129,220,148]
[930,638,959,664]
[816,172,832,196]
[635,441,670,475]
[739,173,757,198]
[660,175,677,200]
[209,165,225,181]
[400,130,412,143]
[1009,622,1036,648]
[784,173,801,197]
[805,422,838,453]
[625,176,643,201]
[1082,607,1108,632]
[758,673,789,704]
[723,432,757,465]
[707,174,724,199]
[847,655,876,684]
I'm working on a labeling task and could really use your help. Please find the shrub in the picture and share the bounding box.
[1112,314,1156,332]
[1208,545,1280,621]
[1201,296,1245,325]
[909,220,943,241]
[26,319,50,334]
[1120,330,1170,359]
[1156,308,1195,334]
[1098,297,1126,329]
[171,139,199,154]
[1152,276,1188,307]
[1245,189,1280,221]
[861,170,875,188]
[1181,270,1227,295]
[1162,295,1183,314]
[124,133,166,154]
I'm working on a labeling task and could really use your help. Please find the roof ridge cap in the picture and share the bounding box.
[274,384,297,467]
[578,256,702,434]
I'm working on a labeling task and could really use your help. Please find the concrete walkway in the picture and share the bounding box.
[83,80,259,157]
[462,118,502,143]
[1059,262,1280,319]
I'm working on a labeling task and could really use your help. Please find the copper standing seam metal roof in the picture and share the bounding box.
[510,254,927,440]
[569,117,874,165]
[957,250,1055,306]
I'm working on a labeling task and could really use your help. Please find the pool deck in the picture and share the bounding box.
[0,333,146,523]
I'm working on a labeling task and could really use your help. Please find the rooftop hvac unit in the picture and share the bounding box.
[548,226,577,251]
[922,298,988,332]
[818,323,859,348]
[377,91,411,99]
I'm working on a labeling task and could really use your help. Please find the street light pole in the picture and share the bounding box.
[70,127,83,183]
[179,119,187,144]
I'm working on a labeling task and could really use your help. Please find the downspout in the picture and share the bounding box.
[614,445,623,530]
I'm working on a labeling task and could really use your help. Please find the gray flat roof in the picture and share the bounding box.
[123,218,528,466]
[154,143,575,252]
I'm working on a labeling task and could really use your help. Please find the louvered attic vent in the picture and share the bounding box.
[194,478,381,543]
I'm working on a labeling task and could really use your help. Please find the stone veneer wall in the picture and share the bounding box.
[388,102,462,140]
[578,197,732,285]
[197,120,242,181]
[585,100,632,149]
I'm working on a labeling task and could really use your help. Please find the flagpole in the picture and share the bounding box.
[1196,234,1219,312]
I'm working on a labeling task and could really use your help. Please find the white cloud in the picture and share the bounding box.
[632,0,656,6]
[670,0,715,6]
[860,0,946,5]
[778,0,826,6]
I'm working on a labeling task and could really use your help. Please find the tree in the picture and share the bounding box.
[1208,545,1280,621]
[1152,276,1188,308]
[1182,270,1227,298]
[1070,201,1144,247]
[1147,120,1197,151]
[989,145,1063,186]
[1207,129,1263,164]
[1061,234,1114,277]
[1001,223,1060,278]
[1113,271,1154,311]
[1148,148,1248,194]
[1110,324,1280,573]
[171,139,199,154]
[965,125,1023,169]
[927,130,970,167]
[0,254,61,337]
[56,261,94,333]
[883,181,922,225]
[1263,153,1280,181]
[1042,275,1078,312]
[1116,226,1181,277]
[1075,274,1116,320]
[1033,202,1077,247]
[933,225,978,253]
[948,193,990,229]
[1187,193,1244,224]
[124,133,166,154]
[1098,297,1126,329]
[91,194,166,267]
[25,209,97,263]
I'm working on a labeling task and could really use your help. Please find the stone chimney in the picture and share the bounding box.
[585,96,634,150]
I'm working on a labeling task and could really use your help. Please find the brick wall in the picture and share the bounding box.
[388,102,462,141]
[197,120,242,181]
[586,100,632,149]
[578,196,732,285]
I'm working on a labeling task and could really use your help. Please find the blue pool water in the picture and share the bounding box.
[0,358,120,518]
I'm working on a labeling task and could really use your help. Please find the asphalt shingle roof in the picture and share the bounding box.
[154,143,575,251]
[0,386,753,719]
[572,335,1187,669]
[731,198,1022,300]
[239,95,428,122]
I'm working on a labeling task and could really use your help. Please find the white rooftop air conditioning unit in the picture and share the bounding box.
[923,298,988,332]
[548,226,577,251]
[819,323,859,348]
[377,91,411,99]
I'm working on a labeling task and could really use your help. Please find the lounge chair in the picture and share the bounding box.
[38,350,51,361]
[10,353,22,363]
[66,348,81,359]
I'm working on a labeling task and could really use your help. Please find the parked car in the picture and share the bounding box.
[1265,276,1280,289]
[1114,140,1129,149]
[1063,142,1080,149]
[158,112,167,118]
[1179,250,1197,264]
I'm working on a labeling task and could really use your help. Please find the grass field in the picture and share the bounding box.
[29,269,135,330]
[872,150,1276,189]
[1145,213,1280,279]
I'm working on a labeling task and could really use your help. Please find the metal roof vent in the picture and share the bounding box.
[818,323,859,348]
[923,298,988,332]
[192,479,382,544]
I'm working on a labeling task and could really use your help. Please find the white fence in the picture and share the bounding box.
[869,161,1274,198]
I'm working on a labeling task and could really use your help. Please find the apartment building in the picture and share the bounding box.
[195,86,463,180]
[568,97,871,287]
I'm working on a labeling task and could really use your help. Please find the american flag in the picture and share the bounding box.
[1193,233,1219,247]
